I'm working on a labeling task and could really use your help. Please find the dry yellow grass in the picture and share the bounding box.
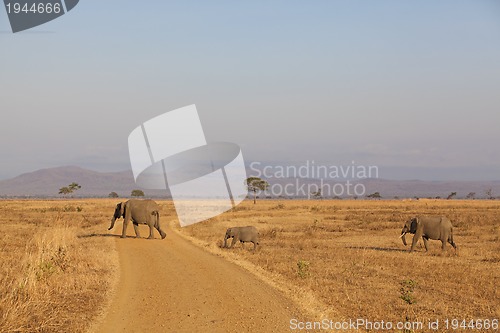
[176,199,500,331]
[1,199,498,332]
[0,200,118,333]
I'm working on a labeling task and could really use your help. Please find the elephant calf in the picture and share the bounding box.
[401,216,457,252]
[109,199,166,240]
[224,226,259,250]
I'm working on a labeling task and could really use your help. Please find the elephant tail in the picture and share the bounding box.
[152,210,160,228]
[448,226,458,250]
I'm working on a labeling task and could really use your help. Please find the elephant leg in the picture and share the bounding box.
[147,224,155,239]
[441,239,447,251]
[230,237,238,248]
[121,219,129,238]
[252,241,257,251]
[153,212,166,239]
[133,223,141,238]
[448,234,457,250]
[410,226,424,252]
[155,225,166,239]
[422,237,429,252]
[410,234,419,252]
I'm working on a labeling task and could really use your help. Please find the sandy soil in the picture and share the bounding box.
[93,226,303,333]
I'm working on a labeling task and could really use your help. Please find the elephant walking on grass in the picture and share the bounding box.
[400,216,457,252]
[224,226,259,250]
[109,199,166,239]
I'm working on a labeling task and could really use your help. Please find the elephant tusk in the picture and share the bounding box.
[399,233,406,238]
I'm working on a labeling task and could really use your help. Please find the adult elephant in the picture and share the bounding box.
[109,199,166,239]
[400,216,457,252]
[224,226,259,250]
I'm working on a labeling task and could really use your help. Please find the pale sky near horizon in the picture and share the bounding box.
[1,0,499,181]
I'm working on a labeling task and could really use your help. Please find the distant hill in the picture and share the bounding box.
[0,166,169,198]
[0,166,499,199]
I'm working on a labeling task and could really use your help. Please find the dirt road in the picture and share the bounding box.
[94,227,303,333]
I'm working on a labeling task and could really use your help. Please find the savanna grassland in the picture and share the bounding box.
[0,200,119,333]
[176,199,500,331]
[0,199,499,333]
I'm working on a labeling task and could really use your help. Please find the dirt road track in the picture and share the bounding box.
[94,227,303,333]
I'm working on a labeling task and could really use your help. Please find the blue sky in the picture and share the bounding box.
[1,0,499,180]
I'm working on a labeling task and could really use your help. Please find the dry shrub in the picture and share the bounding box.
[271,203,286,210]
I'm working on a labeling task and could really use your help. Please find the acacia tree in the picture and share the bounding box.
[59,187,71,196]
[69,182,81,192]
[446,192,457,200]
[245,177,269,204]
[367,192,382,199]
[466,192,476,200]
[311,189,322,199]
[109,192,119,198]
[58,182,81,197]
[131,189,145,197]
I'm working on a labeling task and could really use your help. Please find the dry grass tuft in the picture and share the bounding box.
[0,200,118,333]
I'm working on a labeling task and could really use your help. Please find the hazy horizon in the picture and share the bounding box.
[1,1,499,181]
[3,163,500,183]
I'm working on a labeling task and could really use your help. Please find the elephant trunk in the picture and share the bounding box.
[109,217,116,230]
[223,235,229,248]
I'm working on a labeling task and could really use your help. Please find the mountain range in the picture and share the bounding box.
[0,166,499,199]
[0,166,168,198]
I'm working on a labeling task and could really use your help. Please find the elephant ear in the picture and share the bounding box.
[410,217,418,233]
[119,202,125,217]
